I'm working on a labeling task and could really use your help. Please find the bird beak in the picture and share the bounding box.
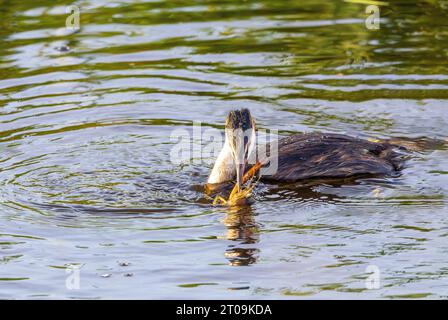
[234,136,250,192]
[236,161,246,192]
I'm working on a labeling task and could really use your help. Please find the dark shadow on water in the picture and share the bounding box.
[222,205,260,266]
[28,202,182,219]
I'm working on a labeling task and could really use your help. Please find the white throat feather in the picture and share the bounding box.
[207,140,235,184]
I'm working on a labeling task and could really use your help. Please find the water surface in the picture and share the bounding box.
[1,0,448,299]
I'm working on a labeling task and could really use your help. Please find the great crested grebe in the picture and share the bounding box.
[207,109,406,191]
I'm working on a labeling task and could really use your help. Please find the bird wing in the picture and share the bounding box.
[261,133,404,182]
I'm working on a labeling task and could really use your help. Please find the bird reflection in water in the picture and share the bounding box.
[222,205,260,266]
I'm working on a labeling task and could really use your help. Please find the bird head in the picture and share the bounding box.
[224,109,256,192]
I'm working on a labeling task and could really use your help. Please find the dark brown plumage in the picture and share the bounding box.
[259,133,406,182]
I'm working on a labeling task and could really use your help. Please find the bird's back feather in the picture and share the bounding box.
[261,133,406,182]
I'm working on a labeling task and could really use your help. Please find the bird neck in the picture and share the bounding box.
[207,140,235,184]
